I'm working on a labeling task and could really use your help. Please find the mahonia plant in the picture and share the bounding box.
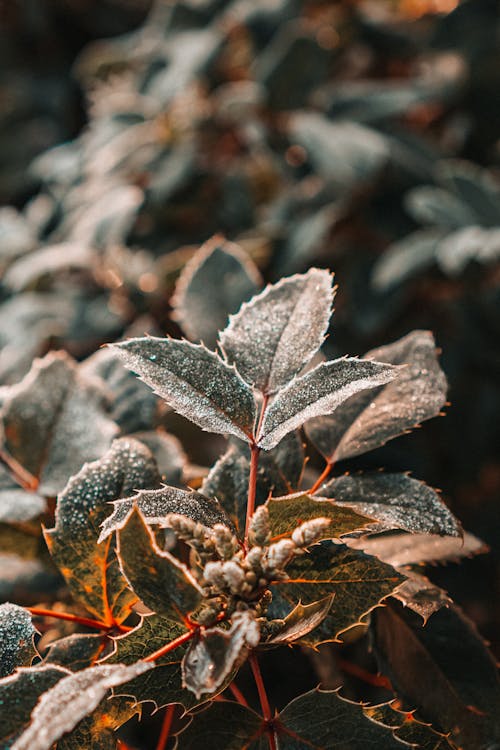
[0,239,499,750]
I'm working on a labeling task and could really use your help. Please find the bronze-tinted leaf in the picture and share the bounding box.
[365,702,453,749]
[172,236,261,349]
[219,268,334,394]
[174,701,265,750]
[44,437,160,625]
[319,473,461,537]
[392,573,452,624]
[0,351,119,495]
[266,493,371,542]
[348,530,487,567]
[116,506,203,624]
[43,633,106,671]
[11,662,151,750]
[271,542,405,645]
[258,358,399,450]
[0,603,37,677]
[112,337,257,442]
[265,597,334,644]
[305,331,447,463]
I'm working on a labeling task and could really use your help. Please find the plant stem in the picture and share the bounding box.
[309,460,334,494]
[228,680,249,707]
[144,629,197,663]
[250,654,277,750]
[28,607,112,631]
[156,704,175,750]
[337,658,392,690]
[244,443,261,544]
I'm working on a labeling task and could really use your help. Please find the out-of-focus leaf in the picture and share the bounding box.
[259,358,399,450]
[45,438,160,624]
[348,530,487,567]
[266,493,371,541]
[436,225,500,275]
[318,473,461,537]
[3,243,96,292]
[265,597,334,644]
[11,662,151,750]
[271,541,405,645]
[201,433,305,533]
[0,464,46,559]
[404,186,476,229]
[116,506,203,623]
[219,269,334,394]
[0,603,37,678]
[305,331,447,463]
[99,485,232,543]
[0,554,61,602]
[174,701,265,750]
[112,338,257,442]
[372,601,500,747]
[43,634,106,671]
[0,352,119,495]
[131,430,187,485]
[437,159,500,227]
[172,236,261,349]
[0,207,36,264]
[182,611,259,699]
[372,229,447,292]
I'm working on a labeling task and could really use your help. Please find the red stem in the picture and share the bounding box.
[228,680,249,707]
[309,460,334,494]
[144,629,197,663]
[337,658,392,690]
[156,704,175,750]
[28,607,113,632]
[250,654,277,750]
[244,443,261,544]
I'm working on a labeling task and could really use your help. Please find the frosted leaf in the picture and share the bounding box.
[0,351,119,495]
[172,235,261,349]
[319,473,461,537]
[347,531,487,568]
[392,573,452,624]
[99,485,233,543]
[45,437,160,624]
[182,611,259,699]
[111,337,256,442]
[258,358,399,450]
[3,243,96,293]
[43,633,106,671]
[305,331,447,463]
[0,603,37,678]
[11,662,151,750]
[219,268,334,394]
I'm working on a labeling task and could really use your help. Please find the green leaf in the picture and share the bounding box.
[0,351,118,495]
[55,696,141,750]
[116,506,203,624]
[271,542,405,645]
[265,597,334,644]
[266,492,371,542]
[172,236,261,349]
[174,702,265,749]
[43,634,106,671]
[182,611,259,699]
[318,473,461,537]
[112,337,257,442]
[201,433,305,534]
[219,268,334,394]
[258,358,399,450]
[305,331,447,463]
[364,702,454,749]
[348,530,487,567]
[44,437,160,625]
[372,601,500,747]
[0,603,37,677]
[11,663,151,750]
[99,485,233,543]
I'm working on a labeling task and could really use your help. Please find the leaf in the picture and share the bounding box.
[182,611,259,699]
[318,473,461,537]
[43,634,106,671]
[270,541,405,645]
[174,701,265,750]
[0,464,46,559]
[265,597,334,644]
[436,225,500,275]
[372,601,500,747]
[11,662,151,750]
[0,665,68,747]
[371,229,447,292]
[116,506,203,624]
[201,433,305,533]
[44,437,160,624]
[172,235,261,349]
[0,603,37,678]
[55,696,140,750]
[404,185,477,229]
[348,530,487,567]
[266,493,371,541]
[219,268,334,394]
[277,688,408,748]
[305,331,447,464]
[0,351,119,495]
[0,553,61,602]
[99,485,233,543]
[258,358,399,450]
[392,573,452,624]
[364,702,454,749]
[111,337,256,442]
[132,430,187,486]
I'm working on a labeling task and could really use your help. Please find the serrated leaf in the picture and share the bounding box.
[44,438,160,625]
[182,611,259,699]
[258,358,399,450]
[372,601,500,747]
[270,541,405,645]
[43,634,106,671]
[365,702,453,749]
[305,331,447,463]
[99,485,233,543]
[0,603,37,678]
[11,662,151,750]
[112,337,256,442]
[174,701,265,750]
[201,433,305,533]
[219,268,334,394]
[277,688,409,748]
[318,473,461,537]
[265,597,334,644]
[0,352,118,495]
[172,236,261,349]
[266,493,371,541]
[392,573,452,624]
[117,506,203,623]
[348,530,487,567]
[0,665,68,747]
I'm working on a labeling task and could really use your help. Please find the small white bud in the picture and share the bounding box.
[222,560,246,594]
[248,506,270,547]
[265,539,296,574]
[203,561,226,590]
[291,517,331,548]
